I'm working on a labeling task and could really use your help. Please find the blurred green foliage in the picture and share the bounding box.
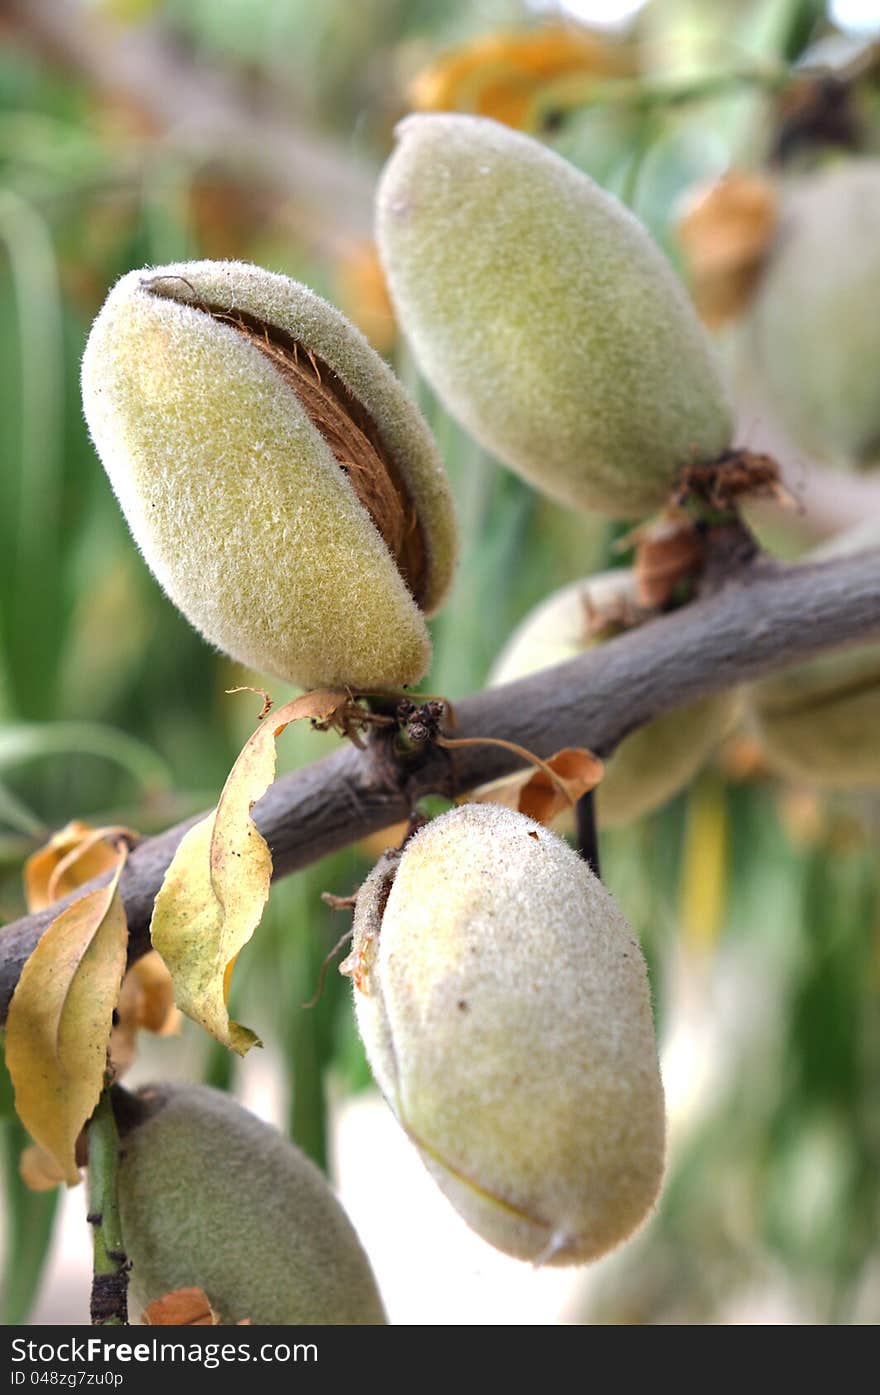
[0,0,877,1326]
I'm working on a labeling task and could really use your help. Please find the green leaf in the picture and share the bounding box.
[0,722,171,795]
[0,1059,60,1324]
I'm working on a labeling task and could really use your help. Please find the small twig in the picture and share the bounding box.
[87,1088,129,1327]
[301,927,354,1010]
[575,791,601,882]
[225,686,273,720]
[321,892,358,912]
[436,735,573,808]
[532,63,792,129]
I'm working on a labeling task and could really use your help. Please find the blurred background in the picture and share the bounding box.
[1,0,879,1325]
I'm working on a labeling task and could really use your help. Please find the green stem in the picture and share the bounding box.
[87,1089,128,1326]
[618,110,658,211]
[533,65,791,127]
[639,68,791,110]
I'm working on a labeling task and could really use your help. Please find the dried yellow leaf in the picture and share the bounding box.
[633,511,706,609]
[19,1143,68,1192]
[409,24,631,130]
[130,951,180,1035]
[334,240,397,355]
[6,852,129,1185]
[679,777,728,953]
[150,691,348,1054]
[468,749,604,827]
[24,820,133,913]
[109,951,181,1078]
[676,170,778,328]
[357,819,410,860]
[517,747,604,825]
[142,1287,220,1326]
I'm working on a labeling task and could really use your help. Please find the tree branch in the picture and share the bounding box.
[1,546,878,1024]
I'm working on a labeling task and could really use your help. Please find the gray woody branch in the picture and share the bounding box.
[1,545,878,1024]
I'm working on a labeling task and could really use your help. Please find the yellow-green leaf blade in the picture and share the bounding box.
[150,692,347,1055]
[150,814,262,1055]
[5,860,129,1185]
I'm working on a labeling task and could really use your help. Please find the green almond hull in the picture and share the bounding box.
[748,526,880,788]
[351,805,666,1265]
[82,260,457,691]
[118,1084,387,1325]
[750,163,880,468]
[750,646,880,788]
[377,115,732,518]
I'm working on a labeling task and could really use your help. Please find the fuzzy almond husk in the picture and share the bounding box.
[348,804,666,1264]
[117,1084,386,1325]
[749,162,880,469]
[748,524,880,788]
[490,570,740,825]
[82,260,457,691]
[376,114,732,518]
